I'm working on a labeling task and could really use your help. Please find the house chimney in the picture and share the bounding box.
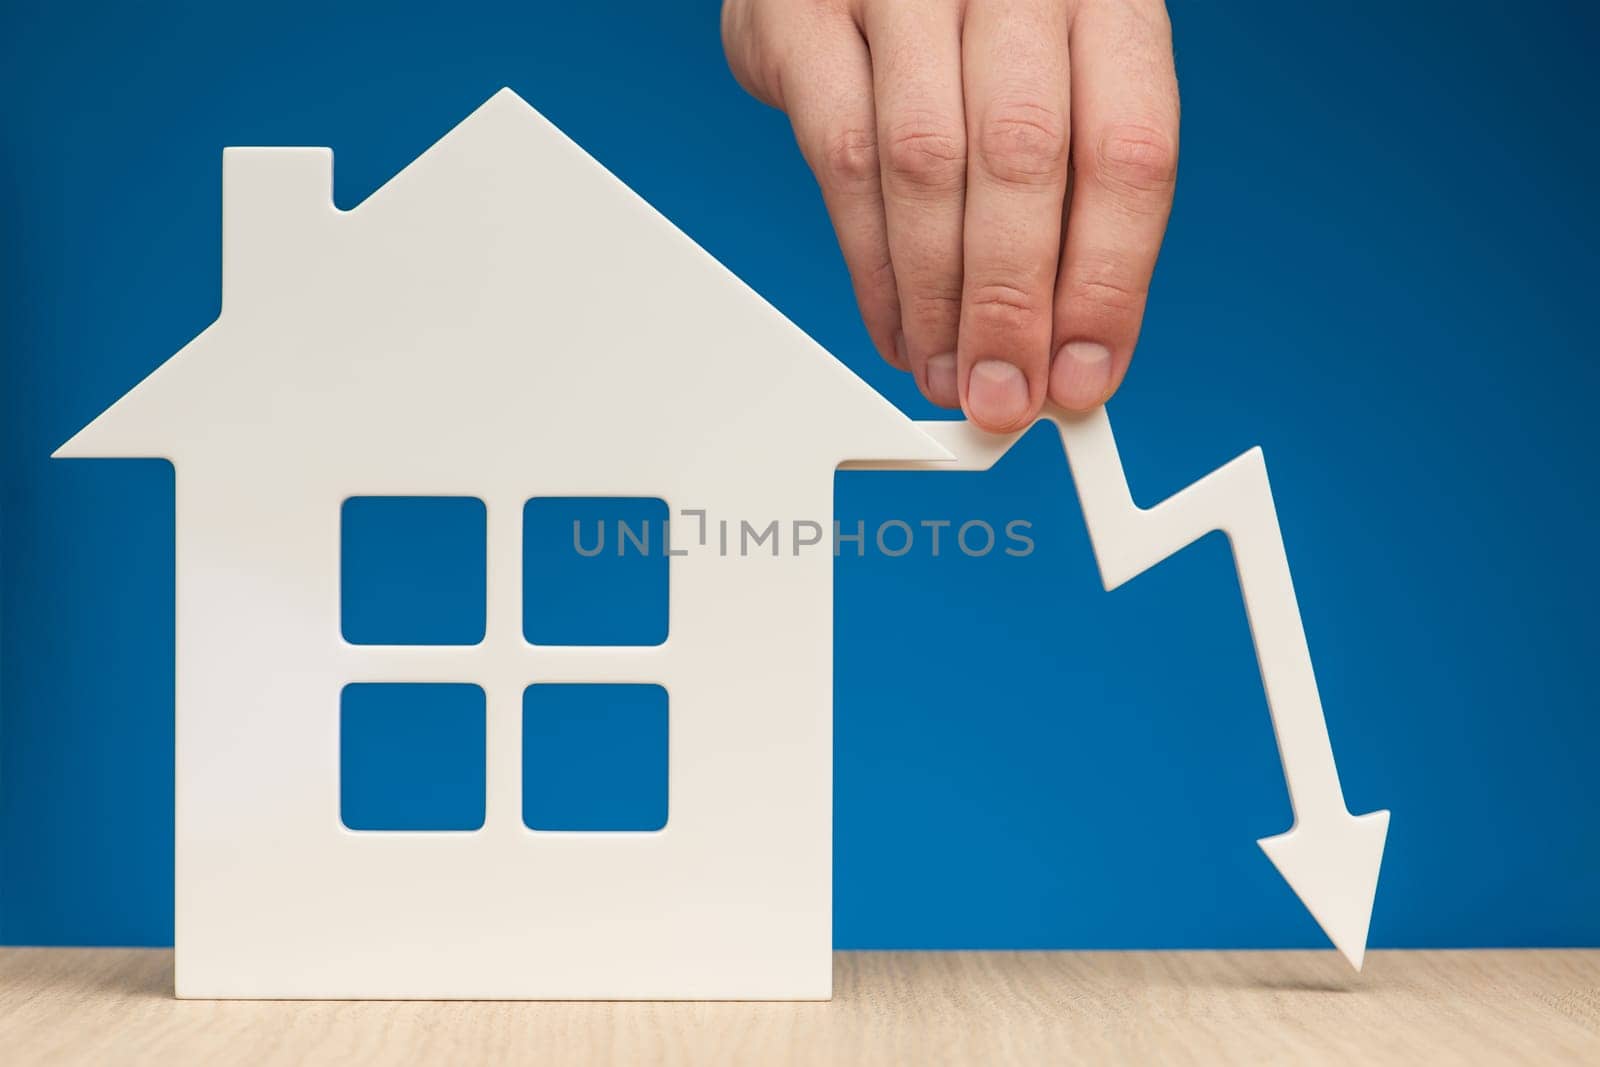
[222,147,334,310]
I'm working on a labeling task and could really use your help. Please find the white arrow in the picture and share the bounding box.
[849,404,1389,968]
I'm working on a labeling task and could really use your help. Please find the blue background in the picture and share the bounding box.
[3,1,1597,947]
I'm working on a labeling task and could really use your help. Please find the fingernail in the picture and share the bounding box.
[925,352,958,407]
[892,331,909,369]
[966,359,1030,428]
[1050,341,1113,409]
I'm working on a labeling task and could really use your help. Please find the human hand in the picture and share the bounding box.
[722,0,1178,431]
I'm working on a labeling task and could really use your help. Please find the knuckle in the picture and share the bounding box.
[1086,123,1179,204]
[906,284,964,312]
[1060,254,1147,319]
[966,280,1049,335]
[977,102,1069,186]
[901,285,964,330]
[818,126,881,189]
[1069,278,1144,318]
[882,120,967,192]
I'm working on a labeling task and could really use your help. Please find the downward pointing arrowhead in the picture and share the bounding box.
[1258,809,1390,970]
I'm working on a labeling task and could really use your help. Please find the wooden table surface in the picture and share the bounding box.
[2,949,1596,1065]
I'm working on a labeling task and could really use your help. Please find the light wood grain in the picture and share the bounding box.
[1,949,1595,1065]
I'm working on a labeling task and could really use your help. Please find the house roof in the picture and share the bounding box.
[55,89,951,469]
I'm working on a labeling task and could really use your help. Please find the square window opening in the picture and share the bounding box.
[341,496,486,646]
[523,497,668,646]
[341,682,485,831]
[523,683,668,832]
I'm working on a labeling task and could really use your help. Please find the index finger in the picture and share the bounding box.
[780,14,906,371]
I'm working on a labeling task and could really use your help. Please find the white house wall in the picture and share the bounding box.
[173,453,839,998]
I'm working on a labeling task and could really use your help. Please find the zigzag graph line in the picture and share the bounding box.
[852,405,1390,968]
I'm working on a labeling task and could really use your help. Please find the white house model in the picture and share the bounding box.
[57,89,1388,1000]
